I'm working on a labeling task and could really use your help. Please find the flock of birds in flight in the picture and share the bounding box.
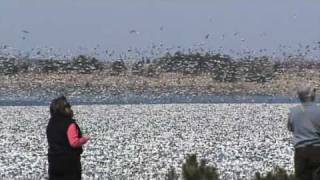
[0,13,319,61]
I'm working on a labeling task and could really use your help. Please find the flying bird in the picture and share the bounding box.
[22,30,30,34]
[129,30,140,35]
[293,14,297,19]
[220,34,225,40]
[260,32,267,37]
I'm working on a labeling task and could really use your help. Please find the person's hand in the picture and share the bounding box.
[85,136,90,140]
[80,136,90,144]
[83,136,90,142]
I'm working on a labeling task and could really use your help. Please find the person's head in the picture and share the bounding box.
[50,96,73,118]
[297,84,316,103]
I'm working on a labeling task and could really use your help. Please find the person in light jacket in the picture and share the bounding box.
[288,84,320,180]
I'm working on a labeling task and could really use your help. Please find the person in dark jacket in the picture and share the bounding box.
[47,96,89,180]
[288,84,320,180]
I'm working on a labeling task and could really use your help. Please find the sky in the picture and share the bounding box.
[0,0,319,59]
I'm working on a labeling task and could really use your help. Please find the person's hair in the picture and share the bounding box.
[50,96,72,118]
[297,84,316,103]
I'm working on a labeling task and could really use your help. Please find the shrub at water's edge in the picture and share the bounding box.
[166,166,179,180]
[166,154,219,180]
[253,166,295,180]
[166,154,295,180]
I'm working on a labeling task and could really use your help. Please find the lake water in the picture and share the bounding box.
[0,103,295,179]
[0,93,298,106]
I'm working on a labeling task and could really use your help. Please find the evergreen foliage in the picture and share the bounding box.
[253,166,295,180]
[166,166,179,180]
[181,154,219,180]
[166,155,297,180]
[110,59,127,75]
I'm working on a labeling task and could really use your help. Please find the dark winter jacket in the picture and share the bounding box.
[47,116,83,156]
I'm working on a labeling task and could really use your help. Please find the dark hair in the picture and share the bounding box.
[50,96,71,117]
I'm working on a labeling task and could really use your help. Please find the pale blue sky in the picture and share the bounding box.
[0,0,319,58]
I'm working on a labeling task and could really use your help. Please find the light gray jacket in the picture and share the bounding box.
[288,102,320,148]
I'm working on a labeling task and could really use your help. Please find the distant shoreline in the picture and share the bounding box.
[1,70,318,93]
[1,53,320,103]
[1,60,319,106]
[0,92,300,106]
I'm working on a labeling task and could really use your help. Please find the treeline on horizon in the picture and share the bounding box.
[0,51,319,83]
